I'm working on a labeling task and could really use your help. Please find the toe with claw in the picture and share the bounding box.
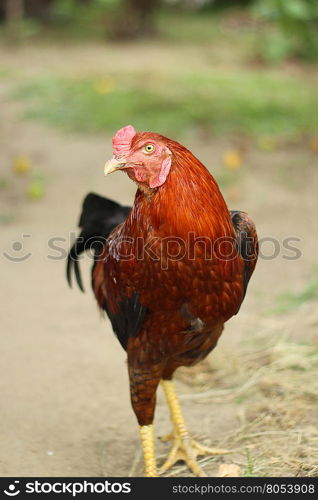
[160,433,230,477]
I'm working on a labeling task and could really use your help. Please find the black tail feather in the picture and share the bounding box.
[66,193,131,292]
[67,243,85,292]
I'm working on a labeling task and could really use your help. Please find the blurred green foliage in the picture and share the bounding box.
[2,1,318,62]
[273,275,318,314]
[12,69,318,137]
[253,0,318,62]
[1,0,159,39]
[52,0,120,20]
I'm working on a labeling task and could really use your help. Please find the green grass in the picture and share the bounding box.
[11,69,318,138]
[158,10,222,44]
[244,449,256,477]
[0,67,16,80]
[215,169,242,190]
[273,276,318,315]
[0,176,10,188]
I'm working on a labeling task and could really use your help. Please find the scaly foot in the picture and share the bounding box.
[160,432,229,477]
[139,425,158,477]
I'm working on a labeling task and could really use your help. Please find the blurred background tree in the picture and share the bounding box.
[2,0,25,23]
[0,0,317,61]
[0,0,55,22]
[253,0,318,62]
[108,0,161,39]
[0,0,160,38]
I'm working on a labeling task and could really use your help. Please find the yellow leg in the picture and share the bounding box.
[160,380,229,477]
[139,424,158,477]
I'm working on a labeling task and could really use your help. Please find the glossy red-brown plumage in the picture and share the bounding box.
[93,132,258,426]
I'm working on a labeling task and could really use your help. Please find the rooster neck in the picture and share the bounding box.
[154,155,233,240]
[126,149,234,240]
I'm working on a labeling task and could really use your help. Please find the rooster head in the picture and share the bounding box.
[104,125,172,189]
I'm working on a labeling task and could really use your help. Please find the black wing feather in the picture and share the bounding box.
[105,293,147,350]
[230,210,258,296]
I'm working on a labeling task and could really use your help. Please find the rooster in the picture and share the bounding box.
[67,125,258,477]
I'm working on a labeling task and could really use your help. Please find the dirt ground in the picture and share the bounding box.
[0,42,317,478]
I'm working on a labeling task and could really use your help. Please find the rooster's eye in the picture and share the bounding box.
[143,144,155,154]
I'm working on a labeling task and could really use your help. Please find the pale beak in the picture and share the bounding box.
[104,157,127,176]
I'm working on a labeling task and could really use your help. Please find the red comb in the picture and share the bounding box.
[112,125,136,156]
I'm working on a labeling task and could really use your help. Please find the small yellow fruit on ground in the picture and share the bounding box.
[309,136,318,153]
[26,181,44,200]
[14,156,31,175]
[223,150,242,170]
[94,77,114,95]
